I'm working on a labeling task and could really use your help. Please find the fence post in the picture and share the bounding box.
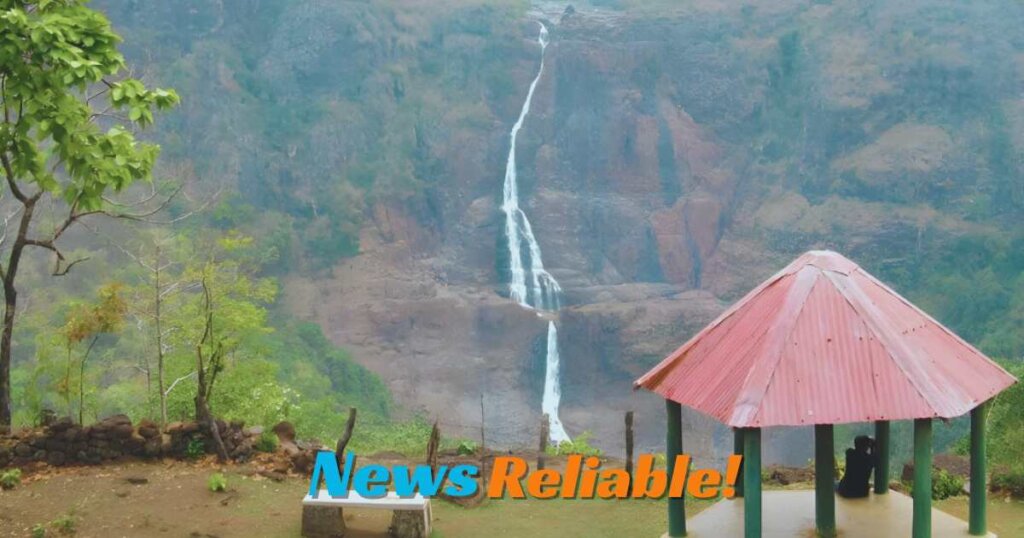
[479,394,487,492]
[625,411,634,491]
[539,413,550,471]
[426,421,440,472]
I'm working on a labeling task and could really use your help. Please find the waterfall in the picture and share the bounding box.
[500,22,570,444]
[542,321,570,442]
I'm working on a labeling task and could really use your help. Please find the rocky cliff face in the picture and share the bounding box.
[103,0,1024,464]
[279,9,756,459]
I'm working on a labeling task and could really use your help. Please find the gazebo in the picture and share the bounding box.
[635,250,1017,538]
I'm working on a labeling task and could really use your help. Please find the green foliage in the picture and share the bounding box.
[207,472,228,492]
[547,431,602,457]
[185,438,204,460]
[255,430,278,453]
[0,0,177,426]
[50,512,76,535]
[991,469,1024,497]
[31,523,45,538]
[982,360,1024,477]
[0,468,22,490]
[0,0,179,205]
[346,417,435,457]
[931,469,965,500]
[903,467,966,500]
[457,440,478,456]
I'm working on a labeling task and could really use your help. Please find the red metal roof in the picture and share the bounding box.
[634,250,1018,427]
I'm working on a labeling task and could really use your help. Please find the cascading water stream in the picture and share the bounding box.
[500,22,570,443]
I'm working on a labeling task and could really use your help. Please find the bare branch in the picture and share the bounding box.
[101,182,162,209]
[22,237,89,276]
[164,371,196,396]
[0,206,24,248]
[104,184,223,225]
[53,256,89,276]
[86,87,110,106]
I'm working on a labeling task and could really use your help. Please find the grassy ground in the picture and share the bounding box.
[1,461,1021,537]
[0,461,712,538]
[936,495,1024,538]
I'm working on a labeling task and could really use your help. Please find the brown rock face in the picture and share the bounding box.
[281,13,749,456]
[651,197,724,287]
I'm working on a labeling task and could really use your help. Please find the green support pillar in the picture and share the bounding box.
[874,420,890,494]
[734,428,744,498]
[913,418,932,538]
[969,402,989,536]
[743,428,762,538]
[666,400,686,537]
[815,425,836,537]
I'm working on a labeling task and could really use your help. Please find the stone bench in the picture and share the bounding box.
[301,490,432,538]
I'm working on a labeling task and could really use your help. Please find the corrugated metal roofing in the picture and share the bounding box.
[634,250,1018,427]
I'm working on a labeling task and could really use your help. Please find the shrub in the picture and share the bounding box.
[0,468,22,490]
[904,467,965,500]
[932,469,965,500]
[456,440,478,456]
[31,524,45,538]
[185,438,205,460]
[255,430,278,453]
[991,469,1024,497]
[207,472,228,492]
[51,513,75,535]
[547,431,602,457]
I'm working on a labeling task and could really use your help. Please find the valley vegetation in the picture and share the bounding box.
[0,0,1023,482]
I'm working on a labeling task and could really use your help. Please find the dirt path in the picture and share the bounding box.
[5,459,1021,538]
[0,458,680,538]
[0,461,394,538]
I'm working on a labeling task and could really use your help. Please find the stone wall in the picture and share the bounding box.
[0,414,260,469]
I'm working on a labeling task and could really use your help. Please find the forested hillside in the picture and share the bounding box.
[3,0,1022,465]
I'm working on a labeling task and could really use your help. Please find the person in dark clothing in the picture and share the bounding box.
[837,435,875,498]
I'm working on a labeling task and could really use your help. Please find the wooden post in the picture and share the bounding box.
[666,400,686,537]
[969,402,989,536]
[814,425,836,538]
[874,420,890,494]
[479,394,487,492]
[426,421,440,472]
[733,428,744,498]
[743,428,762,538]
[303,407,357,538]
[538,413,549,471]
[336,407,358,464]
[913,418,932,538]
[625,411,635,490]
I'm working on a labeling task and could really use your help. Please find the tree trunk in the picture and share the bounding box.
[78,336,99,425]
[195,346,228,462]
[195,391,228,462]
[336,407,357,459]
[426,421,440,472]
[0,200,36,427]
[0,283,16,427]
[154,247,167,426]
[538,414,549,471]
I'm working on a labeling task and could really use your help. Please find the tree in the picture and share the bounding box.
[120,237,183,427]
[0,1,178,425]
[62,282,126,424]
[158,232,274,459]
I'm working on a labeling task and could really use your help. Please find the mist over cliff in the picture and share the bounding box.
[93,0,1024,463]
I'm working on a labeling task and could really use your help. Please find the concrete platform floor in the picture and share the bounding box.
[679,490,996,537]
